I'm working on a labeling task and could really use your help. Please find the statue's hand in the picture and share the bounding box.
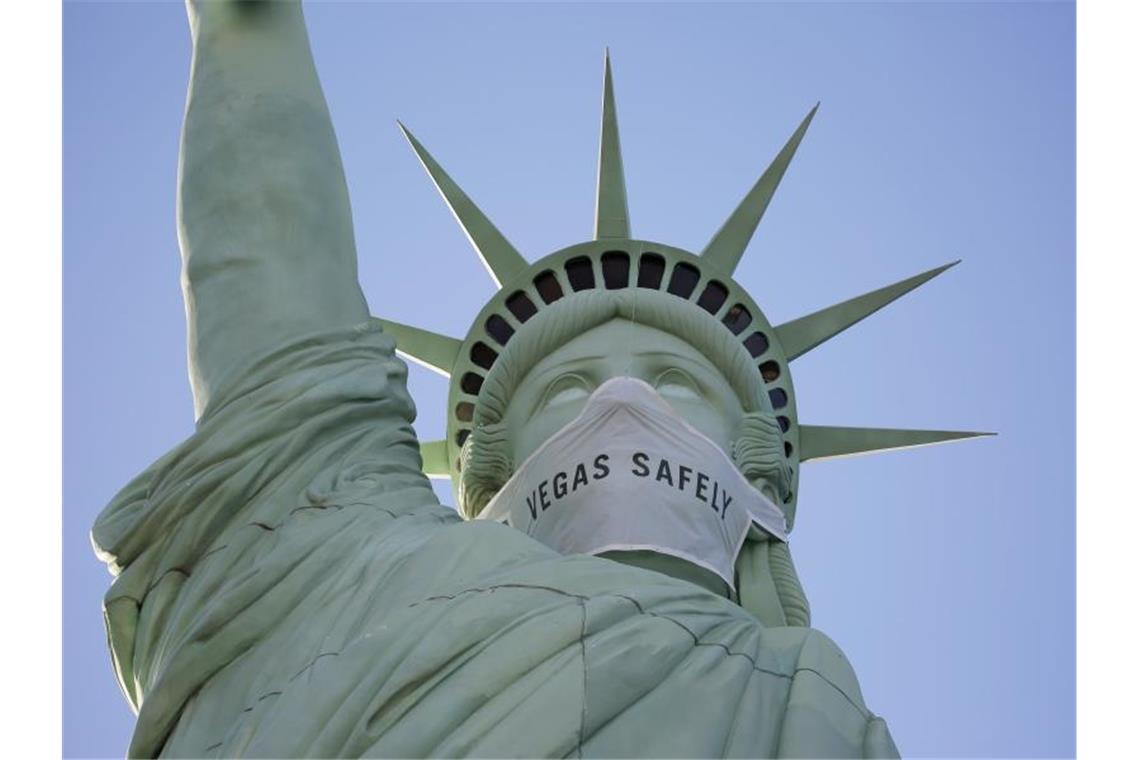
[733,411,792,506]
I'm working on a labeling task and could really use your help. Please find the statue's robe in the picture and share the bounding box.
[94,320,899,758]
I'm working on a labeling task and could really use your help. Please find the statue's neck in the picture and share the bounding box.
[598,549,732,599]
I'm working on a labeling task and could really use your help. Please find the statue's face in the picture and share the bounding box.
[504,318,745,467]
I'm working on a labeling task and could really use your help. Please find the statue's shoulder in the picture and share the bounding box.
[785,626,868,705]
[761,625,899,758]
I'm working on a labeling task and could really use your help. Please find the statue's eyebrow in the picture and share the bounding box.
[524,356,607,388]
[638,351,736,395]
[525,350,715,388]
[635,350,717,373]
[515,367,595,420]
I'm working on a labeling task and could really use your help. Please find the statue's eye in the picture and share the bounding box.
[538,373,591,410]
[655,369,703,401]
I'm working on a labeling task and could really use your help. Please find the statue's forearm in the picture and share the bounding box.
[179,0,369,418]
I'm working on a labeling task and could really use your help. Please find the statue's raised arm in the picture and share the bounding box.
[180,0,368,417]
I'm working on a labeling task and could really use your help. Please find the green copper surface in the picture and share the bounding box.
[503,318,747,467]
[433,239,802,524]
[594,50,631,240]
[776,260,960,361]
[398,122,529,287]
[800,425,994,462]
[701,104,818,275]
[419,439,451,477]
[82,1,1017,757]
[376,317,461,377]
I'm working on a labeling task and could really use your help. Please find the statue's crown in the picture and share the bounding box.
[381,52,988,521]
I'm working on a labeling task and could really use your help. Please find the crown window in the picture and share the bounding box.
[506,291,538,322]
[601,251,630,289]
[667,262,700,298]
[565,256,596,291]
[722,304,752,334]
[697,280,728,313]
[743,331,769,357]
[534,270,563,304]
[485,314,514,346]
[470,341,498,370]
[637,253,665,289]
[461,372,484,395]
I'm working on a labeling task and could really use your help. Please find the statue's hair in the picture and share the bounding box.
[733,411,793,503]
[731,416,807,626]
[454,287,810,625]
[457,419,512,521]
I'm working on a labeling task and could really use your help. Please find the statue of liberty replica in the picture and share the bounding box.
[93,2,985,756]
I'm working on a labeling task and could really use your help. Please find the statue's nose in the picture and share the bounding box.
[583,376,672,417]
[596,350,650,387]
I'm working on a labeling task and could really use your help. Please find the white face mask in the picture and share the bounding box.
[475,376,788,588]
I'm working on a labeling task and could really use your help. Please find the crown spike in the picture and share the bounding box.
[776,260,959,361]
[595,49,631,240]
[397,122,528,288]
[800,425,993,463]
[701,104,818,274]
[419,439,451,479]
[378,318,462,378]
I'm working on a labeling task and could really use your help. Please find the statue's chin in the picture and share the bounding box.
[597,549,732,599]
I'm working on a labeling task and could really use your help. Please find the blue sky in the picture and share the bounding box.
[64,1,1074,756]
